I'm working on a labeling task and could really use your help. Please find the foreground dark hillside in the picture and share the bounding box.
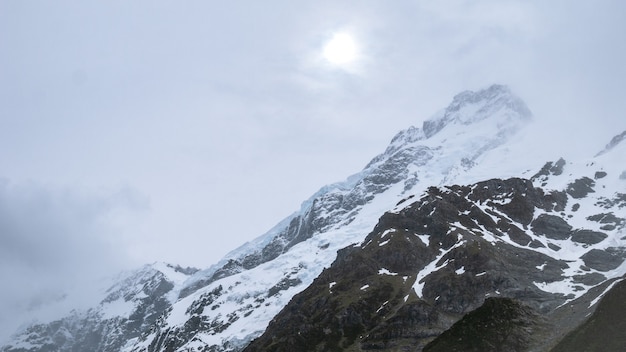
[550,279,626,352]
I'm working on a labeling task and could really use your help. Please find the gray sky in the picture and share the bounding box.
[1,0,625,341]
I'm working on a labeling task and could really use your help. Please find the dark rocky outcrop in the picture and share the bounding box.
[531,214,573,240]
[243,178,577,352]
[570,230,607,245]
[581,248,626,272]
[566,177,596,199]
[532,158,567,182]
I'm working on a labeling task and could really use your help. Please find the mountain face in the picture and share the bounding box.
[243,144,626,351]
[1,263,197,352]
[3,84,625,352]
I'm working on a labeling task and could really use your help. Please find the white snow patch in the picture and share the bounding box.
[380,228,396,238]
[455,266,465,275]
[378,268,399,276]
[413,239,465,298]
[376,300,389,313]
[533,279,579,301]
[360,284,370,291]
[416,234,430,246]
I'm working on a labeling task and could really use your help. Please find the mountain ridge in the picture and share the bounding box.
[244,143,625,350]
[177,83,533,301]
[4,84,624,352]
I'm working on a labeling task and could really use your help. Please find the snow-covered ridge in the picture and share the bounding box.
[186,84,533,291]
[0,84,548,352]
[2,262,196,352]
[115,84,538,351]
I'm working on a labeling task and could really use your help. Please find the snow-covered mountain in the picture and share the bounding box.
[244,137,626,351]
[1,263,198,352]
[2,84,624,351]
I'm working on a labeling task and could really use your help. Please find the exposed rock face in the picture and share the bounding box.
[566,177,596,199]
[244,172,626,351]
[1,263,196,352]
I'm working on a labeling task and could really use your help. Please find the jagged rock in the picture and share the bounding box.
[533,158,567,183]
[570,230,608,245]
[594,171,607,179]
[531,214,572,240]
[581,248,626,271]
[571,273,606,286]
[566,177,596,199]
[587,212,624,228]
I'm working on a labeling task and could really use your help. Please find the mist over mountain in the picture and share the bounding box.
[2,85,625,352]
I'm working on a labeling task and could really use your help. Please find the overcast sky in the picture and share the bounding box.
[1,0,625,342]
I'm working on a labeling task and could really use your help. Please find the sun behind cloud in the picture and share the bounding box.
[322,32,358,65]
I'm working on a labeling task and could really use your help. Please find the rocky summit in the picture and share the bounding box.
[2,85,625,352]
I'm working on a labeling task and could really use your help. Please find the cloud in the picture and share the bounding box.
[0,179,148,343]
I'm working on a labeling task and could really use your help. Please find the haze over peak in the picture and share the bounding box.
[382,84,530,159]
[423,84,532,138]
[596,130,626,156]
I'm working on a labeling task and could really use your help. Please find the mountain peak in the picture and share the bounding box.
[423,84,532,138]
[381,84,531,159]
[1,85,560,352]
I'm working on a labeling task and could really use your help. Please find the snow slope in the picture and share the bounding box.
[119,84,538,351]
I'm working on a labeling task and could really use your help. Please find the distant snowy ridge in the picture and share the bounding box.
[1,262,197,352]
